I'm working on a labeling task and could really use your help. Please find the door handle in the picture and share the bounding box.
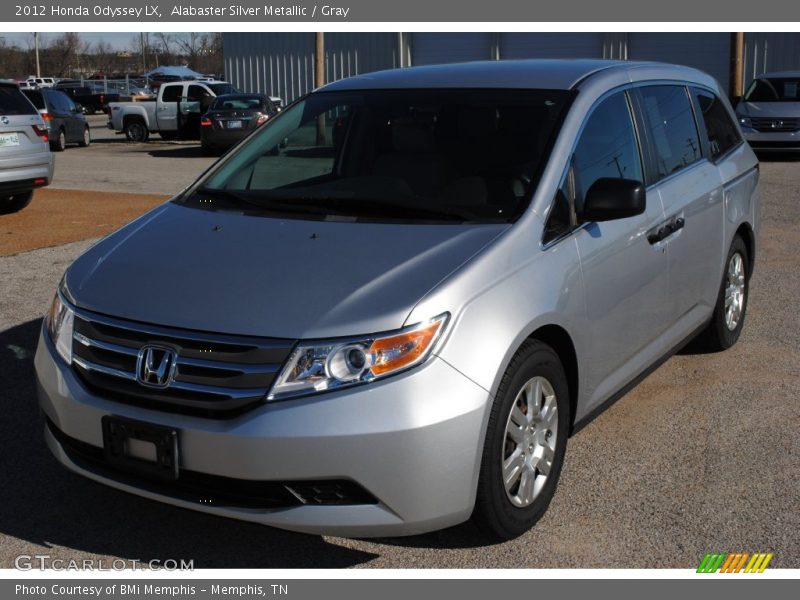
[647,217,685,245]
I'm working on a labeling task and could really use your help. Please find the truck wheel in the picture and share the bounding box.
[473,339,570,540]
[50,129,66,152]
[0,191,33,214]
[124,120,149,143]
[79,126,91,147]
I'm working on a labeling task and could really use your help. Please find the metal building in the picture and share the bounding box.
[223,32,800,103]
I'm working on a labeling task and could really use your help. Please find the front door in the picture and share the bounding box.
[569,91,669,410]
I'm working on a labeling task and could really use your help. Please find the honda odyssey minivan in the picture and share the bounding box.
[36,60,759,540]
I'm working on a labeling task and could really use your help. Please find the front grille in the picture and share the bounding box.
[750,117,800,132]
[71,310,296,418]
[47,419,377,509]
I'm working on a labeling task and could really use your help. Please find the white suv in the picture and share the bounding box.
[0,82,54,213]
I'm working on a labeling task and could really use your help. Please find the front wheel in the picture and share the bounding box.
[696,235,750,351]
[473,339,570,540]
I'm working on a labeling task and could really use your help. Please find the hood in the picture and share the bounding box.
[737,101,800,117]
[65,203,507,339]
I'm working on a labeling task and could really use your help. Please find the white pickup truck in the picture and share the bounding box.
[107,80,237,142]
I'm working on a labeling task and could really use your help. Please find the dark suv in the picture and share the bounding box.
[22,89,91,152]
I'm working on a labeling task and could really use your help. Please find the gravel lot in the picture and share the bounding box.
[0,152,797,569]
[51,115,216,195]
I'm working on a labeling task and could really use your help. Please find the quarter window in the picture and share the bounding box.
[693,89,741,160]
[638,86,702,180]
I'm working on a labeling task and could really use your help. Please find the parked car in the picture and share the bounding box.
[736,71,800,151]
[0,81,53,213]
[200,94,279,153]
[36,60,759,539]
[54,84,120,115]
[26,76,56,88]
[22,88,91,151]
[107,80,237,142]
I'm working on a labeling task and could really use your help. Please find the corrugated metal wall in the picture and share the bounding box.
[627,33,731,93]
[223,33,800,101]
[744,33,800,89]
[500,33,604,59]
[410,33,492,65]
[223,33,398,103]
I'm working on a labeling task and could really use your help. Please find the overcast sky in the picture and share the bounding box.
[0,32,208,50]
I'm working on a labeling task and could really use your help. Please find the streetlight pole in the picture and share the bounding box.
[34,32,41,77]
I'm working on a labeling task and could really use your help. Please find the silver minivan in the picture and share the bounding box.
[736,70,800,151]
[35,60,759,540]
[0,81,54,213]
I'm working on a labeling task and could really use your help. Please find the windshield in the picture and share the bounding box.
[744,77,800,102]
[211,95,264,110]
[179,88,571,223]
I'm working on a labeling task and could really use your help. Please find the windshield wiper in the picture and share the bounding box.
[188,188,471,221]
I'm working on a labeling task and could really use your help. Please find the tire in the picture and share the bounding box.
[78,126,91,147]
[696,235,750,351]
[473,339,570,540]
[124,119,149,142]
[0,191,33,214]
[50,129,66,152]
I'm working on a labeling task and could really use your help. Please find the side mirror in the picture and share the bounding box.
[582,178,646,222]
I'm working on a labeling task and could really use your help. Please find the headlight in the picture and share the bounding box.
[46,291,74,364]
[739,116,753,129]
[268,313,449,401]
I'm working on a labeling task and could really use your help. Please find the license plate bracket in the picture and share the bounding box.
[102,416,179,481]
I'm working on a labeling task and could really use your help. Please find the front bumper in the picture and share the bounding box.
[35,327,490,537]
[742,128,800,150]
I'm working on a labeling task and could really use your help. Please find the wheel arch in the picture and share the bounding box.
[735,221,756,275]
[526,324,579,435]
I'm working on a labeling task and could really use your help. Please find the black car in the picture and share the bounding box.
[200,94,279,154]
[54,84,120,115]
[22,89,90,151]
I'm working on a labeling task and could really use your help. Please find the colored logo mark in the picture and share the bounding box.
[697,552,774,573]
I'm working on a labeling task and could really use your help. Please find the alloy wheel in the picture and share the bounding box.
[501,376,558,507]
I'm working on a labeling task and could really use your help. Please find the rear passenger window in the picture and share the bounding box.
[693,89,741,160]
[638,86,701,180]
[544,91,642,243]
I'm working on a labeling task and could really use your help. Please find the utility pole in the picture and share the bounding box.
[140,32,147,75]
[730,32,745,102]
[34,32,41,77]
[315,32,326,146]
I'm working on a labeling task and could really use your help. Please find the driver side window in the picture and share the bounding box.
[544,91,642,244]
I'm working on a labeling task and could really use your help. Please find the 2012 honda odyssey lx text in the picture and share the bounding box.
[36,60,759,540]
